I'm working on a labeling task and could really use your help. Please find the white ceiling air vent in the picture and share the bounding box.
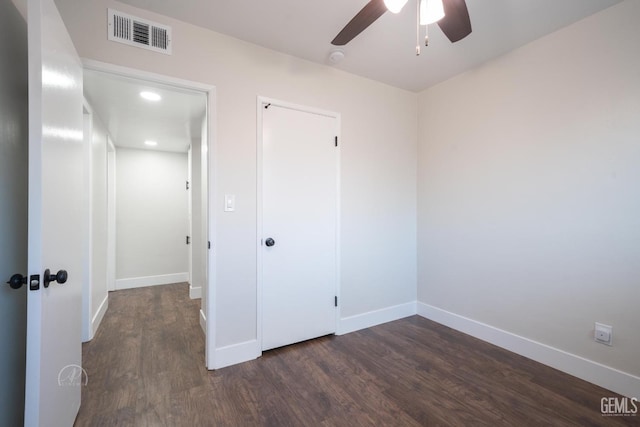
[108,9,172,55]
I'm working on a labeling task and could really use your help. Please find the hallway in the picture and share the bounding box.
[75,283,206,425]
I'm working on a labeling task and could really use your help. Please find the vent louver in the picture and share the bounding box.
[108,9,172,55]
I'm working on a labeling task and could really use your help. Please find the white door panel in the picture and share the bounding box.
[261,103,338,351]
[26,0,84,425]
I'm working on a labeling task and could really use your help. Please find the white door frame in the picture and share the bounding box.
[256,96,341,354]
[81,59,217,368]
[81,101,93,342]
[106,137,116,293]
[187,145,193,291]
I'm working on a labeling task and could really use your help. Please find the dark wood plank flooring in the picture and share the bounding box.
[74,283,635,426]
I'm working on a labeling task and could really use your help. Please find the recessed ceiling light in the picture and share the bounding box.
[140,91,161,102]
[145,140,158,147]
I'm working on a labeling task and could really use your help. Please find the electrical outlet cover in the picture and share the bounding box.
[594,322,613,346]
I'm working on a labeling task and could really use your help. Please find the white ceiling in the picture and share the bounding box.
[84,70,206,153]
[117,0,622,92]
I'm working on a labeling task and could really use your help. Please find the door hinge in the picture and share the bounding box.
[208,241,211,249]
[186,180,190,190]
[186,235,191,245]
[334,136,338,147]
[334,296,338,307]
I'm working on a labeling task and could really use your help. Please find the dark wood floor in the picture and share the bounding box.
[75,283,634,426]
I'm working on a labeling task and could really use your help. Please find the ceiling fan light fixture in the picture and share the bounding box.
[420,0,445,25]
[383,0,409,14]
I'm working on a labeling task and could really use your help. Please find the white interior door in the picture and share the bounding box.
[261,102,339,351]
[25,0,84,425]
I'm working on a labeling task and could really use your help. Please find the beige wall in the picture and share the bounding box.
[418,0,640,376]
[55,0,418,350]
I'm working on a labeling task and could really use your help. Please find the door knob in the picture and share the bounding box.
[265,238,275,247]
[6,274,27,290]
[43,269,68,288]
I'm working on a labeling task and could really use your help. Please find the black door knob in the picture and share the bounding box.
[6,274,27,290]
[43,269,68,288]
[265,238,275,247]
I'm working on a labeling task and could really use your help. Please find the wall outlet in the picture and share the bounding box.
[594,322,612,346]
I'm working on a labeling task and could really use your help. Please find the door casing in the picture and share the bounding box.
[81,59,217,368]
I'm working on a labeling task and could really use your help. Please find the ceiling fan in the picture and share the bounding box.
[331,0,472,50]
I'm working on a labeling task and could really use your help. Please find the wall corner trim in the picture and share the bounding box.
[90,295,109,340]
[210,340,260,370]
[337,301,417,335]
[82,292,109,342]
[189,285,202,300]
[417,302,640,399]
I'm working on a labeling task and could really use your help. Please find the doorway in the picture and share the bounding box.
[81,61,215,362]
[257,98,341,351]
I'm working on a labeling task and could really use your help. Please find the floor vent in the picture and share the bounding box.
[108,9,172,55]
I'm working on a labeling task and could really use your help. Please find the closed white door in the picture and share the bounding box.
[25,0,84,425]
[261,102,339,351]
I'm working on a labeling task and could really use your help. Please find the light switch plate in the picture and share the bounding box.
[224,194,235,212]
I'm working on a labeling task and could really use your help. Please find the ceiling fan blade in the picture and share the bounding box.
[332,0,388,46]
[437,0,472,43]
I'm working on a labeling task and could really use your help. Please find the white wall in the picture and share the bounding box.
[90,109,109,335]
[0,1,27,424]
[418,0,640,386]
[115,148,189,287]
[55,0,418,360]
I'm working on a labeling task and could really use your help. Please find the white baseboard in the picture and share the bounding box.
[115,272,189,290]
[211,340,260,370]
[417,302,640,399]
[207,302,418,370]
[199,309,206,334]
[91,294,108,337]
[190,285,202,299]
[337,301,417,335]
